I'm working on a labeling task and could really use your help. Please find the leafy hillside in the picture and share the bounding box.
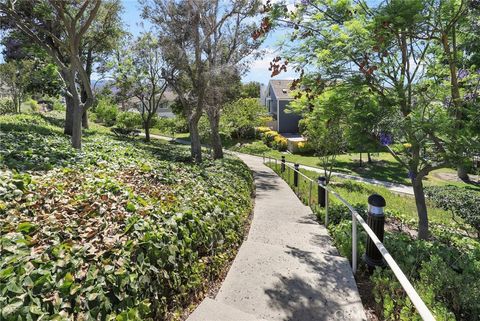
[0,112,254,320]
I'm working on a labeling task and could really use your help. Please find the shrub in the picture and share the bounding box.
[174,116,188,133]
[261,130,278,146]
[425,185,480,238]
[52,99,66,111]
[0,99,15,115]
[156,117,176,135]
[295,141,315,155]
[220,98,267,139]
[260,130,289,152]
[231,141,271,155]
[116,112,142,129]
[26,99,40,112]
[95,98,118,126]
[256,126,271,134]
[272,135,288,151]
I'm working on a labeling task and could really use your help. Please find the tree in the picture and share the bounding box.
[0,0,101,149]
[114,33,168,142]
[291,79,383,166]
[142,0,208,162]
[0,60,34,112]
[1,31,64,100]
[240,81,261,98]
[262,0,479,239]
[143,0,262,161]
[77,0,124,130]
[221,97,267,139]
[290,84,349,183]
[429,0,473,181]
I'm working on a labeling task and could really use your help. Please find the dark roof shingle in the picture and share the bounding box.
[269,79,293,100]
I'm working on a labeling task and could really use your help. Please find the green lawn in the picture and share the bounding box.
[146,131,480,190]
[149,127,191,140]
[266,161,456,228]
[234,140,480,190]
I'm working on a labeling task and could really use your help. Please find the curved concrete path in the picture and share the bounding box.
[187,153,367,321]
[145,132,413,195]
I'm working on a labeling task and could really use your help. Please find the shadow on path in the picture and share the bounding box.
[265,246,363,321]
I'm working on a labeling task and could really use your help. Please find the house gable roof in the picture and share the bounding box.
[268,79,294,100]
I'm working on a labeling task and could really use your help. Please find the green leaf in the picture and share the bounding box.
[0,266,14,280]
[16,222,37,234]
[2,300,23,317]
[7,281,23,294]
[88,292,99,301]
[125,202,136,213]
[29,304,43,315]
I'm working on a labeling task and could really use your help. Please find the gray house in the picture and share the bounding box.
[262,79,301,134]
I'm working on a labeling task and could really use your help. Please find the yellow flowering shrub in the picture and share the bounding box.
[272,135,287,151]
[261,130,278,145]
[256,126,271,133]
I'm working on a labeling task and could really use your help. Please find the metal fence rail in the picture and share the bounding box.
[262,155,436,321]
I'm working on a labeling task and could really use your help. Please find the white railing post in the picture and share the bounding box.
[325,189,329,227]
[287,165,291,185]
[308,180,313,207]
[352,211,358,274]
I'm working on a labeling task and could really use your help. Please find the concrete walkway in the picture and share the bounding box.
[187,153,367,321]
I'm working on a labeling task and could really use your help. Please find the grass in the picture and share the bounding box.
[236,140,480,190]
[145,129,480,191]
[149,128,191,141]
[265,161,458,229]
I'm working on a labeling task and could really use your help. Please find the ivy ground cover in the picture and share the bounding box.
[0,112,254,320]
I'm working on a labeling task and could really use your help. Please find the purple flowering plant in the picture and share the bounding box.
[379,132,393,146]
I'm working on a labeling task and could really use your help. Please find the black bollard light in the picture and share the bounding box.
[364,194,386,271]
[317,176,326,207]
[281,156,286,173]
[293,163,299,187]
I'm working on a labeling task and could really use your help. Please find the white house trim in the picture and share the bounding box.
[276,99,280,132]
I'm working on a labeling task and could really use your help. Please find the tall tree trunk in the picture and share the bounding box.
[189,116,202,163]
[64,94,74,135]
[208,112,223,159]
[359,152,363,167]
[80,49,93,129]
[71,103,83,149]
[80,86,89,129]
[367,152,372,163]
[412,177,429,240]
[457,165,470,182]
[82,109,89,129]
[65,68,83,149]
[144,118,151,142]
